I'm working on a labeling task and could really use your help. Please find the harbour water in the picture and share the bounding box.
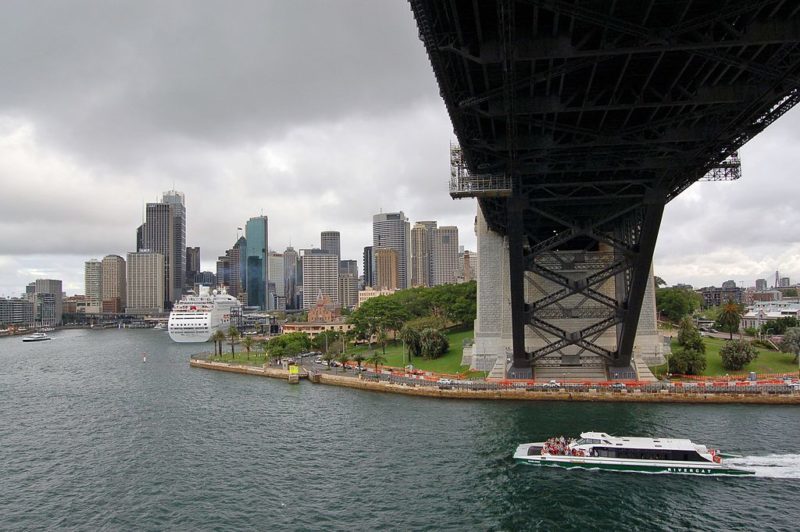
[2,329,799,530]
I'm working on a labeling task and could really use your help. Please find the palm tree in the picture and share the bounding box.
[718,299,743,340]
[227,325,240,357]
[322,350,336,370]
[352,352,366,371]
[335,351,350,373]
[241,336,253,360]
[211,330,226,357]
[366,351,386,373]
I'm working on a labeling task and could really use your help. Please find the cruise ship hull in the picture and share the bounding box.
[167,287,241,343]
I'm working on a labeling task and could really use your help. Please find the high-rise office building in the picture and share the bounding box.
[29,279,63,326]
[126,252,165,314]
[185,247,200,289]
[84,259,103,305]
[0,297,34,327]
[320,231,341,261]
[268,252,285,310]
[339,260,358,277]
[339,273,359,310]
[140,190,186,308]
[245,216,269,309]
[363,246,374,288]
[162,190,186,303]
[136,224,146,252]
[755,278,768,291]
[226,237,247,297]
[284,246,299,309]
[374,248,400,290]
[780,277,791,287]
[431,226,459,286]
[216,255,230,289]
[301,249,339,309]
[373,212,410,289]
[411,221,437,287]
[143,202,174,306]
[101,254,126,313]
[459,249,477,283]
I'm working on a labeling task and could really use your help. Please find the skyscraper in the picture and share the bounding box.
[411,221,437,287]
[226,237,247,297]
[301,249,339,310]
[185,247,200,289]
[375,248,400,290]
[245,216,269,309]
[162,190,186,303]
[431,226,459,286]
[268,252,286,310]
[320,231,341,261]
[373,212,410,289]
[284,247,299,309]
[31,279,63,326]
[339,273,359,309]
[339,259,358,277]
[101,255,126,313]
[84,259,103,305]
[140,190,186,308]
[363,246,374,288]
[126,252,165,314]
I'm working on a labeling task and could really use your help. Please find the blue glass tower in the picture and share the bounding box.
[245,216,268,309]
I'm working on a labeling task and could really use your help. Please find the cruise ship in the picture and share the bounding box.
[514,432,753,475]
[167,286,242,343]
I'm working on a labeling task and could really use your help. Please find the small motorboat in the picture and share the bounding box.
[22,332,51,342]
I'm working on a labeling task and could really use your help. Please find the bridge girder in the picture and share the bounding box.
[410,0,800,370]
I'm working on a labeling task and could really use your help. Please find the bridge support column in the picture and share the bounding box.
[507,196,527,367]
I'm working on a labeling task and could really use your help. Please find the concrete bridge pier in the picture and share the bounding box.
[471,204,664,381]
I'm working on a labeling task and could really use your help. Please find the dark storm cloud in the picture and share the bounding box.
[0,0,439,168]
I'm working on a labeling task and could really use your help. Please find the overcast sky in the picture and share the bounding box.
[1,1,799,297]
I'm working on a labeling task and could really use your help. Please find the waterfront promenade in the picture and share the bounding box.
[189,358,800,405]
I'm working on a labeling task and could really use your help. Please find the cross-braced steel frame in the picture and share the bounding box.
[411,0,800,369]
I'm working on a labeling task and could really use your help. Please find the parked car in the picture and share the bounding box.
[438,378,453,389]
[543,380,561,389]
[610,382,627,390]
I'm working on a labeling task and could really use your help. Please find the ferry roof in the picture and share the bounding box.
[580,432,702,451]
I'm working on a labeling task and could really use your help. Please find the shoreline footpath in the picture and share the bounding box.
[189,360,800,405]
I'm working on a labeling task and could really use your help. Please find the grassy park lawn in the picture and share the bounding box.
[207,350,269,366]
[663,337,798,377]
[347,328,475,376]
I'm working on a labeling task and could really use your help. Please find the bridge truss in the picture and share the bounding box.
[410,0,800,368]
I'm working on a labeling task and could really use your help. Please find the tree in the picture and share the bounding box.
[677,316,705,353]
[269,345,286,366]
[313,330,339,354]
[719,340,759,371]
[321,350,336,370]
[227,326,240,356]
[717,300,743,340]
[785,288,799,298]
[419,328,449,359]
[668,347,707,375]
[779,327,800,364]
[352,352,366,370]
[655,276,667,287]
[399,326,421,359]
[377,327,389,355]
[211,330,225,356]
[241,336,254,360]
[366,351,387,373]
[656,287,702,323]
[335,352,350,372]
[762,316,799,335]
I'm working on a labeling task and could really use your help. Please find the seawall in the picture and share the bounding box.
[190,360,800,404]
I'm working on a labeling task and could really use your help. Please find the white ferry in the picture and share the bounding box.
[22,332,51,342]
[514,432,753,476]
[167,286,242,343]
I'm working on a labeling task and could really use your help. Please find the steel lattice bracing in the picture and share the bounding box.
[410,0,800,369]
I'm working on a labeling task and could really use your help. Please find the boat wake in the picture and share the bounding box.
[726,454,800,478]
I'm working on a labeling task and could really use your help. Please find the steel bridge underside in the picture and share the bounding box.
[410,0,800,368]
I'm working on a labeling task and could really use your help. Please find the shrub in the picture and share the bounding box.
[419,328,449,359]
[743,327,758,337]
[668,347,707,375]
[719,340,759,371]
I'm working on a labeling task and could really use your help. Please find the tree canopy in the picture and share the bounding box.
[656,287,702,323]
[719,340,758,371]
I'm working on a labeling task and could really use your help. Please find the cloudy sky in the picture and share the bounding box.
[1,1,799,297]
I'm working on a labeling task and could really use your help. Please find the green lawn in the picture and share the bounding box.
[347,329,475,375]
[666,337,799,377]
[207,350,269,366]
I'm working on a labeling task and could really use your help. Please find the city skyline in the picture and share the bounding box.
[2,2,800,295]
